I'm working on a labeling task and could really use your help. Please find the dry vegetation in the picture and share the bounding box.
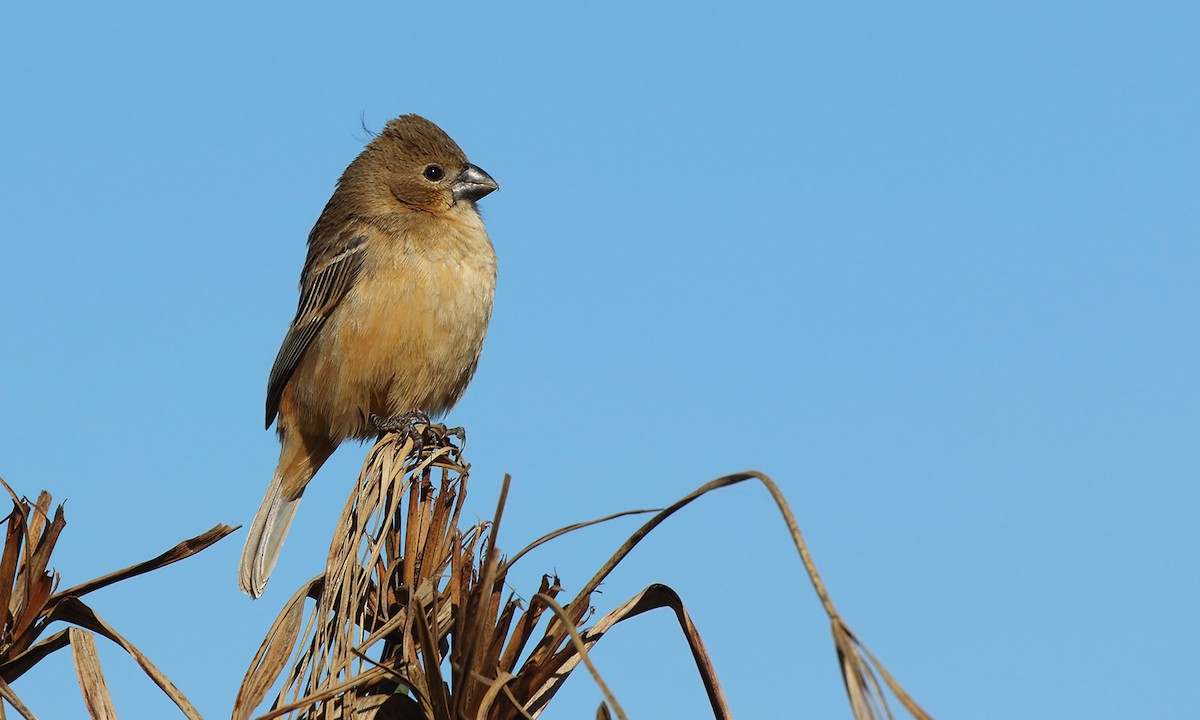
[0,479,235,718]
[0,425,932,719]
[231,424,931,720]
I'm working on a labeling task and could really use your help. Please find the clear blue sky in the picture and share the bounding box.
[2,3,1197,718]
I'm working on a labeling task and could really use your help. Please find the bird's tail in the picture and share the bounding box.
[238,467,303,598]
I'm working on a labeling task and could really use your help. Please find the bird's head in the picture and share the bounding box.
[349,114,498,215]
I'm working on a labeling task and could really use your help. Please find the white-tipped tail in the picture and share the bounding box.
[238,468,302,598]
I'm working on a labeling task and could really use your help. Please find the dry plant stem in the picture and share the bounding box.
[233,577,323,720]
[454,473,509,719]
[532,594,626,720]
[472,668,515,718]
[835,623,888,720]
[559,473,779,617]
[494,576,558,677]
[502,509,661,572]
[410,595,451,719]
[849,628,931,719]
[0,630,69,684]
[54,524,239,601]
[69,628,117,720]
[236,429,931,720]
[539,470,929,720]
[606,584,726,718]
[754,474,931,720]
[500,686,536,720]
[51,598,204,720]
[0,480,233,718]
[0,505,28,630]
[237,426,478,720]
[253,667,392,720]
[314,435,424,697]
[522,583,731,720]
[0,676,34,720]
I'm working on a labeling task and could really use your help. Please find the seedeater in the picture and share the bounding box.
[238,114,498,598]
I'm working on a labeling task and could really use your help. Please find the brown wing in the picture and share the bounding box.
[265,231,369,428]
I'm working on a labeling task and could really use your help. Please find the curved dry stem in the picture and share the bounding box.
[541,470,929,720]
[522,583,730,719]
[502,684,537,720]
[503,509,661,572]
[252,665,392,720]
[850,626,933,720]
[50,598,202,720]
[0,674,37,720]
[532,593,626,720]
[450,474,509,720]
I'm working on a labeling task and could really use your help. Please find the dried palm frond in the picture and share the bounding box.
[235,427,932,720]
[0,478,237,719]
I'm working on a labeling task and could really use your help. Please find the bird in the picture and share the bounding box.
[238,114,498,598]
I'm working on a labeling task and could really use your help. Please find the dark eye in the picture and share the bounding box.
[423,165,444,181]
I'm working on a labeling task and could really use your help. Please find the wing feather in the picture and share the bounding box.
[264,232,369,428]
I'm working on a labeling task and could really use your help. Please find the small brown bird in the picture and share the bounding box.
[239,115,498,597]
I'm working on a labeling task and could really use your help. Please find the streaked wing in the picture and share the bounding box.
[265,232,369,428]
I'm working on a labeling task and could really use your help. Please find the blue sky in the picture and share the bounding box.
[1,3,1197,718]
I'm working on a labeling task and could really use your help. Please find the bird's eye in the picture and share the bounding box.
[423,165,445,181]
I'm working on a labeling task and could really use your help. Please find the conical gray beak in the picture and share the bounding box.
[452,163,499,202]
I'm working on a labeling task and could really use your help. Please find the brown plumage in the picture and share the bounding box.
[239,115,498,598]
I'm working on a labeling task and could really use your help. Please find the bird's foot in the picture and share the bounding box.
[371,409,432,433]
[370,411,467,456]
[370,410,434,452]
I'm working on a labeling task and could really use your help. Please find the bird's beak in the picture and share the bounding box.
[452,163,499,202]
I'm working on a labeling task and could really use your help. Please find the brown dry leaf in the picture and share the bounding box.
[522,583,730,720]
[0,480,234,718]
[11,504,65,653]
[50,597,203,720]
[53,523,238,601]
[451,474,509,720]
[411,594,451,720]
[0,674,37,720]
[70,627,118,720]
[530,593,625,720]
[0,501,26,628]
[1,628,70,683]
[495,574,559,677]
[233,577,324,720]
